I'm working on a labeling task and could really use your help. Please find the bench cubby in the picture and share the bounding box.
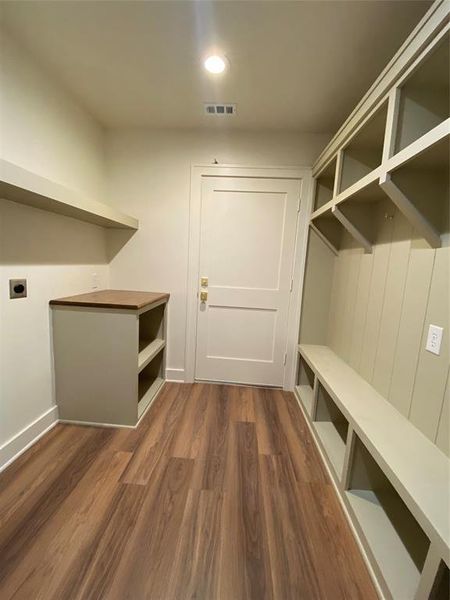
[346,434,430,600]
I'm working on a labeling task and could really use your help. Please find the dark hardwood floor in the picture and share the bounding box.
[0,383,378,599]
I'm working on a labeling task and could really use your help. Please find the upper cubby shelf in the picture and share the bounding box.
[339,102,388,193]
[395,31,449,153]
[313,157,337,211]
[0,159,139,230]
[310,23,449,253]
[382,122,449,248]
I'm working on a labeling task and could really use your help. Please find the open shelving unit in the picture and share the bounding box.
[300,6,450,598]
[346,435,430,600]
[51,290,169,427]
[0,158,139,230]
[294,344,450,600]
[310,25,449,253]
[312,382,349,478]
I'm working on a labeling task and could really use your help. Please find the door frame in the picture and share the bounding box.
[185,164,313,390]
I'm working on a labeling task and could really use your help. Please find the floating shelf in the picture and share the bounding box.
[395,31,449,153]
[312,382,349,477]
[339,102,388,193]
[0,159,138,230]
[383,121,449,248]
[347,435,430,600]
[313,157,337,211]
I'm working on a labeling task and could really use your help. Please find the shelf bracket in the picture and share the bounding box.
[380,172,442,249]
[332,206,373,254]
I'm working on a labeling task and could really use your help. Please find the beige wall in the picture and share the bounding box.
[105,129,331,378]
[324,205,449,455]
[0,30,108,461]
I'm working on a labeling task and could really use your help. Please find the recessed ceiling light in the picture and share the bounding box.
[204,55,227,74]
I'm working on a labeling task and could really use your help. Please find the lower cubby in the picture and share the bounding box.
[312,383,348,477]
[346,435,430,600]
[138,350,164,418]
[295,355,315,416]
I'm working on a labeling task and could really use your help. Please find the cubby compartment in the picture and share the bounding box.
[388,134,449,246]
[339,102,388,192]
[346,436,430,600]
[138,303,166,371]
[429,561,450,600]
[396,32,449,153]
[311,208,348,253]
[313,157,337,211]
[295,355,315,416]
[138,351,164,418]
[312,383,349,477]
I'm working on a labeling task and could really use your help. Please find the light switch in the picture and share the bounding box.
[426,324,443,356]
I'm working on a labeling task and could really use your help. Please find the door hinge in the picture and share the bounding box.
[283,353,287,365]
[290,278,293,292]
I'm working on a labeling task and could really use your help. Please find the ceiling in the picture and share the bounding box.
[1,1,432,132]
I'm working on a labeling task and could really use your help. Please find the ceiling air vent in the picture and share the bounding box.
[204,103,236,116]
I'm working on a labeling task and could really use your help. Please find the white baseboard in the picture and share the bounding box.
[0,405,59,473]
[165,367,185,382]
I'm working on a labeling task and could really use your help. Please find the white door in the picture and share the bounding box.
[195,176,302,386]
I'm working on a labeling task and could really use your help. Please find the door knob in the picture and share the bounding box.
[200,291,208,302]
[200,276,209,287]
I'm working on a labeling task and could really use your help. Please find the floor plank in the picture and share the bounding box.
[0,383,377,600]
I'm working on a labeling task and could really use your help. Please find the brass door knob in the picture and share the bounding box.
[200,291,208,302]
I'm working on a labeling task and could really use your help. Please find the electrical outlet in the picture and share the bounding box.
[9,279,27,299]
[426,324,443,356]
[91,272,99,289]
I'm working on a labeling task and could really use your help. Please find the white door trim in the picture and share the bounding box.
[185,164,313,390]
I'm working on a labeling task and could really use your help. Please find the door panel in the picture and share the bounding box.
[195,176,301,386]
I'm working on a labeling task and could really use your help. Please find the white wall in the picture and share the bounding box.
[106,129,330,379]
[0,30,108,467]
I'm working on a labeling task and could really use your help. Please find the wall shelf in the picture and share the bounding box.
[0,159,139,230]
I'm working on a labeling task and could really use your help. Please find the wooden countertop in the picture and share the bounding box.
[50,289,169,310]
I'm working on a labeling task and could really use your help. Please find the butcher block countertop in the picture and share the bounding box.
[50,289,169,310]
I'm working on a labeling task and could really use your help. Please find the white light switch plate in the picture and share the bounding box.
[426,324,443,355]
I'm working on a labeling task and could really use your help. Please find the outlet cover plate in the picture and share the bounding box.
[9,279,27,299]
[426,324,443,355]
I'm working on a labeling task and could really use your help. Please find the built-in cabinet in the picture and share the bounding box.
[51,290,169,427]
[297,3,449,598]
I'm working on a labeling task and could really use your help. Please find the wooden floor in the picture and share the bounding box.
[0,383,377,600]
